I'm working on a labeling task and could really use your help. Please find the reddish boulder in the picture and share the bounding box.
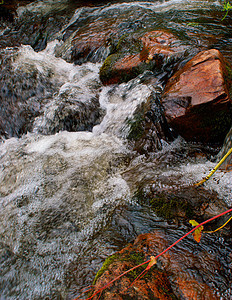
[161,49,232,144]
[100,30,188,85]
[91,228,227,299]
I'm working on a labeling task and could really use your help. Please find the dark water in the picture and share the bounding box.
[0,0,231,299]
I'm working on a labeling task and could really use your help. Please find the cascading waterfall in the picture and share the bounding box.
[0,0,231,299]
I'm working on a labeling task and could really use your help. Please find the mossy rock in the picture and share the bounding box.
[225,63,232,98]
[137,190,193,220]
[134,186,218,221]
[93,253,120,285]
[92,248,178,300]
[99,29,187,85]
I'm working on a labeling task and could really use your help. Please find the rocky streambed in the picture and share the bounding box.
[0,0,232,299]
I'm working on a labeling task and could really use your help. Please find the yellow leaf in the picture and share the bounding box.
[146,256,157,270]
[192,226,203,243]
[189,220,204,243]
[189,220,199,226]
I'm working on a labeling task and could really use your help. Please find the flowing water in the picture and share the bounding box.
[0,0,232,299]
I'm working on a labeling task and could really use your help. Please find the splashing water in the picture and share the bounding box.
[0,0,231,298]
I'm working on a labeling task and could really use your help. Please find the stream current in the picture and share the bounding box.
[0,0,232,299]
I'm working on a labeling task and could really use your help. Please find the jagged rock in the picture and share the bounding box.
[161,49,232,145]
[0,47,55,139]
[125,88,173,155]
[99,30,188,85]
[93,73,173,155]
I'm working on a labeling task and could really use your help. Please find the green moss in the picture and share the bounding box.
[123,250,150,281]
[93,253,120,285]
[150,194,192,219]
[135,190,193,220]
[99,53,119,83]
[116,31,144,54]
[127,113,145,141]
[92,249,178,299]
[93,250,148,286]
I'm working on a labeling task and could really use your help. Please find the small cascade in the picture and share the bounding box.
[0,0,231,299]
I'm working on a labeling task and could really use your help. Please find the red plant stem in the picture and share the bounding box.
[79,260,150,300]
[77,207,232,300]
[153,207,232,261]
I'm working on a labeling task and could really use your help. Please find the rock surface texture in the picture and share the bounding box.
[161,49,232,144]
[91,229,224,300]
[99,30,188,85]
[91,184,231,300]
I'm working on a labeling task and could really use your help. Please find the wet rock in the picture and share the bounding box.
[91,245,177,300]
[55,19,118,64]
[54,4,150,65]
[0,2,70,51]
[32,92,103,135]
[0,47,102,140]
[93,73,173,155]
[99,30,188,85]
[161,49,232,145]
[135,185,229,229]
[0,47,55,139]
[91,179,232,299]
[0,0,36,21]
[126,84,174,155]
[91,226,230,299]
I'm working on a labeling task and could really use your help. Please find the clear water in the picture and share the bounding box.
[0,0,231,299]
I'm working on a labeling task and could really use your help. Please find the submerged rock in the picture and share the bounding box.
[91,227,229,300]
[99,30,188,85]
[161,49,232,145]
[32,90,103,135]
[55,19,118,64]
[0,46,102,140]
[91,183,231,299]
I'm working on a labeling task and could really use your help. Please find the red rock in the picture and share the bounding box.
[141,30,185,58]
[161,49,232,144]
[91,228,225,299]
[100,30,187,85]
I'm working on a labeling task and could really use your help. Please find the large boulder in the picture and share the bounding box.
[99,30,189,85]
[161,49,232,145]
[91,228,228,299]
[90,185,231,299]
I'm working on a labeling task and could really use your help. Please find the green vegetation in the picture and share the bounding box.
[134,189,193,220]
[147,193,192,219]
[127,113,145,141]
[225,63,232,98]
[93,253,120,285]
[222,1,232,20]
[123,251,148,280]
